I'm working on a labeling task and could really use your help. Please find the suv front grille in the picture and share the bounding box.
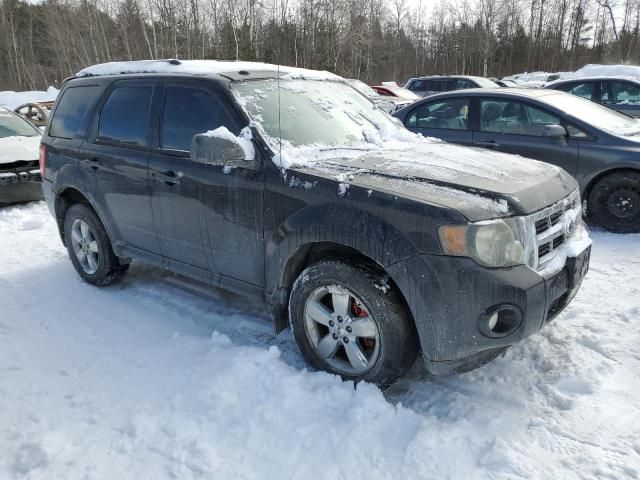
[526,189,581,271]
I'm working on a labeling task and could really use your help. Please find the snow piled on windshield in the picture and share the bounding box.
[0,135,41,164]
[76,60,342,81]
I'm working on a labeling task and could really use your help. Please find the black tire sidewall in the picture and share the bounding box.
[289,259,418,387]
[63,203,123,285]
[589,172,640,233]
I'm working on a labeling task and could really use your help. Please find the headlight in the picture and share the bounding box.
[438,218,532,268]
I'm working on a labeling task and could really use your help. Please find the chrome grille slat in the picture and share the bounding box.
[522,189,581,271]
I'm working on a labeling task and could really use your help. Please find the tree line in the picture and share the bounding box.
[1,0,639,91]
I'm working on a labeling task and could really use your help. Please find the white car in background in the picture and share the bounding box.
[0,106,42,204]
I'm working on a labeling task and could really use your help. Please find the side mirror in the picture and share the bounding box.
[543,124,567,139]
[190,131,256,169]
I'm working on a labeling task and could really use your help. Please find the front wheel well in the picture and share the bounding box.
[583,167,640,210]
[274,242,415,338]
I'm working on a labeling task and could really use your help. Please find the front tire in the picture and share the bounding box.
[63,203,129,286]
[588,171,640,233]
[289,259,418,387]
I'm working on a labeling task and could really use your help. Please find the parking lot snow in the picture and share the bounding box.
[1,202,639,479]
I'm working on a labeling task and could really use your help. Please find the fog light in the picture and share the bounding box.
[478,305,522,338]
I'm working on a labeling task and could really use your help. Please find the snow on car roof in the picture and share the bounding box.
[76,59,342,81]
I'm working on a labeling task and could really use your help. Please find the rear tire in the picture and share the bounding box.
[63,203,129,286]
[289,259,418,387]
[588,171,640,233]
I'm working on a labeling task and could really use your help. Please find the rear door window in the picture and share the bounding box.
[98,86,153,148]
[49,86,99,139]
[603,81,640,105]
[160,87,233,152]
[480,99,561,136]
[406,98,470,130]
[408,80,430,92]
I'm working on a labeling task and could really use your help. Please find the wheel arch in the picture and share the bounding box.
[583,166,640,207]
[54,187,108,246]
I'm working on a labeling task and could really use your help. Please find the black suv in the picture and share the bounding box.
[41,60,591,386]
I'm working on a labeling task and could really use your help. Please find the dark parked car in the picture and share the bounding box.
[545,76,640,117]
[404,75,500,97]
[41,60,591,386]
[0,107,43,204]
[394,88,640,232]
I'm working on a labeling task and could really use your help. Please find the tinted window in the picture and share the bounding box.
[49,86,99,139]
[453,79,475,90]
[161,87,232,151]
[603,81,640,105]
[0,111,38,138]
[429,80,452,92]
[408,80,430,91]
[98,86,152,147]
[480,99,561,136]
[406,98,470,130]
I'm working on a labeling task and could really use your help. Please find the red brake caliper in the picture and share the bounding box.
[351,299,375,349]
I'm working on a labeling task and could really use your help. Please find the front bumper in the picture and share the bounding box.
[0,170,43,204]
[387,244,590,374]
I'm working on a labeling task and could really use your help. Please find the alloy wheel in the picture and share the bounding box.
[70,218,100,274]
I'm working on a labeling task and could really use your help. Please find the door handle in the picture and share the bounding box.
[473,140,501,148]
[152,170,181,186]
[82,158,100,170]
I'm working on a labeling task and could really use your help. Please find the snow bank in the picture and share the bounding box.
[76,59,342,81]
[1,203,639,479]
[0,86,58,109]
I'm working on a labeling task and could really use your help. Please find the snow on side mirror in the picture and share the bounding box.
[190,127,257,170]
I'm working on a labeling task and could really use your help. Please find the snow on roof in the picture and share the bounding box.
[76,59,343,81]
[575,64,640,79]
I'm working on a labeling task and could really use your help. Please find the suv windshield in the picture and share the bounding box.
[0,111,39,138]
[232,79,400,147]
[544,92,640,136]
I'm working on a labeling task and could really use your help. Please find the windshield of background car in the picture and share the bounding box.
[232,79,400,147]
[0,112,39,138]
[544,91,640,136]
[473,77,501,88]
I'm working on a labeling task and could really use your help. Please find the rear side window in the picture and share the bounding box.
[603,81,640,105]
[161,87,232,151]
[408,80,429,91]
[556,82,597,100]
[49,86,99,139]
[406,98,469,130]
[480,99,561,136]
[98,86,152,147]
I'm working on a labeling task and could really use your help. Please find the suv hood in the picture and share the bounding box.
[0,135,41,165]
[288,139,577,221]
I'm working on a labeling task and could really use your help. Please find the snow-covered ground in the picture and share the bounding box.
[0,202,639,479]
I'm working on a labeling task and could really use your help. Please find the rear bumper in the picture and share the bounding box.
[0,171,43,204]
[387,246,590,374]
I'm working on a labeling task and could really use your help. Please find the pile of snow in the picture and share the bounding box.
[76,60,342,82]
[575,64,640,79]
[1,202,639,479]
[0,86,59,110]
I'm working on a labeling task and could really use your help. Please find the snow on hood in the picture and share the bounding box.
[76,60,342,82]
[0,136,41,164]
[0,87,58,110]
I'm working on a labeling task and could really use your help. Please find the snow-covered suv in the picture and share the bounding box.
[40,60,591,386]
